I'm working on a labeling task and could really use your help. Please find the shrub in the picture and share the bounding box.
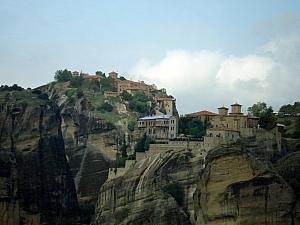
[97,102,113,112]
[69,76,84,88]
[121,91,133,101]
[135,133,150,152]
[127,121,136,131]
[0,84,24,91]
[54,69,73,82]
[65,89,76,98]
[162,182,184,205]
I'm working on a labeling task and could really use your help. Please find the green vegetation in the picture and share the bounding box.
[54,69,72,82]
[134,133,150,152]
[127,121,136,131]
[127,92,151,115]
[99,77,117,92]
[65,89,76,98]
[162,182,184,205]
[178,116,206,137]
[0,84,24,91]
[248,102,277,130]
[279,102,300,116]
[95,71,106,78]
[97,102,113,112]
[69,76,84,88]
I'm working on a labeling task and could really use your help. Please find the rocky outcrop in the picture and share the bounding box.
[0,90,80,225]
[43,84,118,204]
[93,142,299,225]
[195,146,297,225]
[92,149,204,225]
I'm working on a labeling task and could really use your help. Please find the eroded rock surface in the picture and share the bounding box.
[0,90,80,225]
[93,142,299,225]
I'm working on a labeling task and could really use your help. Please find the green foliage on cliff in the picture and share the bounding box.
[178,116,206,137]
[0,84,24,91]
[54,69,73,82]
[99,77,117,92]
[135,133,150,152]
[248,102,277,130]
[97,102,113,112]
[128,92,151,115]
[279,102,300,116]
[162,182,184,206]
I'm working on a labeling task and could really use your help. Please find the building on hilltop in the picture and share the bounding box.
[117,79,150,95]
[210,103,259,133]
[154,97,176,115]
[138,114,178,140]
[108,71,118,80]
[80,73,101,80]
[187,110,218,123]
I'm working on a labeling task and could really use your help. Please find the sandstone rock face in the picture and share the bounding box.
[195,147,297,225]
[0,90,80,225]
[93,142,299,225]
[93,149,204,225]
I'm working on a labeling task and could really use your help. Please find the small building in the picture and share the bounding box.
[104,91,118,98]
[154,97,176,115]
[187,110,218,123]
[207,103,259,133]
[81,74,101,80]
[117,80,149,95]
[138,115,178,140]
[108,71,118,80]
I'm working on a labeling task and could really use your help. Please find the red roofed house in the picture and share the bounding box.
[80,74,101,80]
[187,110,218,123]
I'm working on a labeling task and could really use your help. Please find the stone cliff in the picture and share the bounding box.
[92,140,300,225]
[0,90,80,225]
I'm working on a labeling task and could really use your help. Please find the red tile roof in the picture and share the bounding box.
[82,75,99,79]
[188,110,218,117]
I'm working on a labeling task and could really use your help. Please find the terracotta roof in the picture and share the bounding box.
[188,110,218,116]
[82,75,98,79]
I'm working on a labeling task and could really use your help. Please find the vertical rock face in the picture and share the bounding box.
[45,84,117,204]
[92,143,299,225]
[0,91,80,225]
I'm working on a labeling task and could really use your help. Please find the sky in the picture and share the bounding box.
[0,0,300,114]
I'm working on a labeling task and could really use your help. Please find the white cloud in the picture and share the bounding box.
[130,35,300,114]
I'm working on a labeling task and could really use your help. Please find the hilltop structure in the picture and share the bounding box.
[137,114,178,140]
[108,102,282,180]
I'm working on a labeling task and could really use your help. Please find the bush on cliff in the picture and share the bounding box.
[54,69,73,82]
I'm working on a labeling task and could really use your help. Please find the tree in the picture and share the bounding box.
[96,71,106,78]
[135,133,150,152]
[248,102,277,130]
[97,102,113,112]
[54,69,73,82]
[119,76,126,81]
[120,137,128,158]
[178,116,205,137]
[69,76,84,88]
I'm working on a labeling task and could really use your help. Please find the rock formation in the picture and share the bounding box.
[0,90,80,225]
[92,141,300,225]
